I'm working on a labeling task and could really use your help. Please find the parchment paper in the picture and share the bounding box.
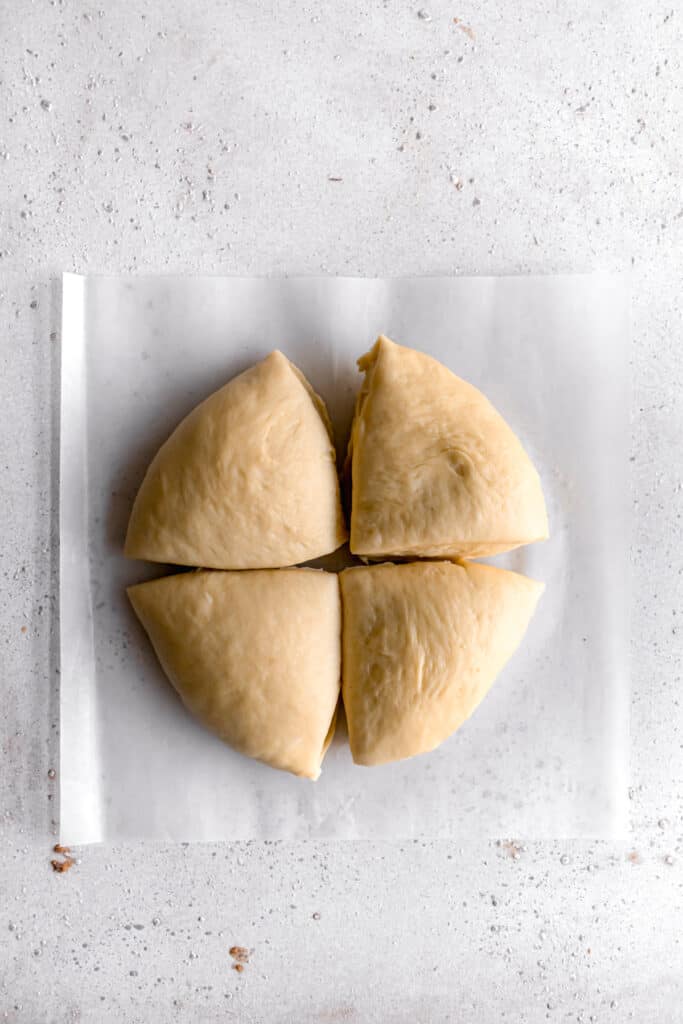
[60,273,630,843]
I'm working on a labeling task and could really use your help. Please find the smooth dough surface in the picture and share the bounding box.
[128,568,342,779]
[125,350,347,569]
[348,335,548,559]
[340,561,543,766]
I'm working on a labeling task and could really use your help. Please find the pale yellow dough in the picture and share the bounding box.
[125,350,347,569]
[348,336,548,559]
[128,568,342,779]
[340,561,543,766]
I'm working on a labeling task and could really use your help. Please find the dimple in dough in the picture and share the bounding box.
[125,350,348,569]
[340,560,544,767]
[347,335,548,559]
[128,568,342,780]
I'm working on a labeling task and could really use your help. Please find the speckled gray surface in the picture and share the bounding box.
[1,1,682,1021]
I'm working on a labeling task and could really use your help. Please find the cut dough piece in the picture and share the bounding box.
[128,568,341,779]
[125,350,347,569]
[340,561,543,766]
[348,335,548,559]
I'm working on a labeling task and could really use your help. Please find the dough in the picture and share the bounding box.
[347,335,548,559]
[125,350,347,569]
[128,568,341,779]
[340,560,543,766]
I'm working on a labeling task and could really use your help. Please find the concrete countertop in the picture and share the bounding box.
[1,1,681,1020]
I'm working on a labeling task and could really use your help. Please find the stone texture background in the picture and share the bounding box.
[1,1,681,1020]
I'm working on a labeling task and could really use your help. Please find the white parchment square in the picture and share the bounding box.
[60,273,629,842]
